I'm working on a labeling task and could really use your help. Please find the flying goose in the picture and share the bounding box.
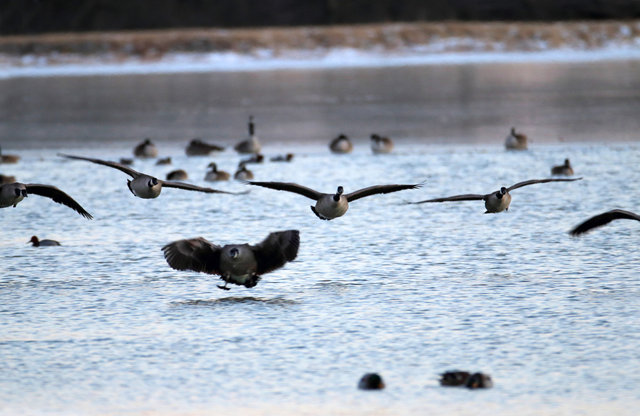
[234,163,254,181]
[186,139,224,156]
[59,154,245,199]
[28,236,61,247]
[166,169,188,181]
[570,209,640,235]
[133,138,158,158]
[505,127,528,150]
[0,146,20,164]
[329,134,353,154]
[370,134,394,154]
[204,162,230,181]
[407,178,582,213]
[162,230,300,290]
[245,181,422,220]
[234,116,261,154]
[0,182,92,219]
[551,158,574,176]
[270,153,294,162]
[358,373,385,390]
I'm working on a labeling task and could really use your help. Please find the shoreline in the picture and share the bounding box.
[1,20,640,78]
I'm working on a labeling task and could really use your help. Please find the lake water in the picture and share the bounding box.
[1,59,640,416]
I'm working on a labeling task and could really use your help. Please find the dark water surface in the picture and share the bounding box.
[1,61,640,415]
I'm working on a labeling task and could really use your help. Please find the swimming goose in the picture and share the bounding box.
[186,138,224,156]
[0,146,20,164]
[505,127,528,150]
[370,134,394,154]
[204,162,230,181]
[59,154,244,199]
[439,371,471,387]
[270,153,294,162]
[245,181,422,220]
[162,229,299,290]
[234,116,261,154]
[234,163,254,181]
[570,209,640,235]
[28,236,61,247]
[155,157,172,165]
[329,134,353,154]
[241,153,264,164]
[407,178,582,213]
[358,373,385,390]
[465,373,493,389]
[166,169,188,181]
[551,158,574,176]
[133,138,158,158]
[1,174,17,184]
[0,182,92,219]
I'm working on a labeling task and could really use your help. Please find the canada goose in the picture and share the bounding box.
[270,153,294,162]
[162,229,299,290]
[205,162,230,181]
[241,154,264,164]
[1,174,17,184]
[245,181,422,220]
[465,373,493,389]
[370,134,394,154]
[0,146,20,164]
[358,373,385,390]
[133,138,159,158]
[234,163,254,181]
[155,157,172,165]
[440,371,471,387]
[28,236,61,247]
[186,139,224,156]
[59,154,244,199]
[234,116,261,154]
[570,209,640,235]
[0,182,92,219]
[329,134,353,154]
[407,178,582,213]
[551,158,574,176]
[505,127,528,150]
[166,169,188,181]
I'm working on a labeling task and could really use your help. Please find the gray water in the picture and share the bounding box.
[1,61,640,416]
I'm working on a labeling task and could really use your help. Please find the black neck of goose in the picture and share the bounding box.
[249,119,255,135]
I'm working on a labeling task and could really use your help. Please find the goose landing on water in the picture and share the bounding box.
[570,209,640,235]
[59,154,246,199]
[162,230,299,290]
[245,181,422,220]
[0,182,92,219]
[407,178,582,213]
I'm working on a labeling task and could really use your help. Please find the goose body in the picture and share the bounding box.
[166,169,188,181]
[358,373,385,390]
[0,146,20,164]
[205,163,230,181]
[408,178,582,213]
[133,139,158,158]
[246,181,421,220]
[370,134,394,154]
[440,371,471,387]
[155,157,171,165]
[186,139,224,156]
[270,153,294,162]
[551,158,574,176]
[59,153,243,199]
[505,127,528,150]
[329,134,353,154]
[570,209,640,235]
[0,182,92,219]
[29,236,61,247]
[234,116,261,154]
[162,230,299,290]
[234,164,254,181]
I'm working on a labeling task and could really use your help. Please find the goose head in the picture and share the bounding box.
[496,187,507,199]
[510,127,516,135]
[230,247,240,259]
[208,162,218,172]
[148,178,159,187]
[564,158,571,167]
[333,186,344,201]
[370,134,381,142]
[15,187,27,197]
[248,116,255,135]
[29,236,39,245]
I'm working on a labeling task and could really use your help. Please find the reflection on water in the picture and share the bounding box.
[1,61,640,416]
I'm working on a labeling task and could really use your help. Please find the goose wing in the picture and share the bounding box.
[507,177,582,192]
[245,181,323,200]
[59,153,141,178]
[251,230,300,275]
[406,193,485,204]
[160,180,248,194]
[25,184,93,219]
[346,183,421,202]
[162,237,222,274]
[570,209,640,235]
